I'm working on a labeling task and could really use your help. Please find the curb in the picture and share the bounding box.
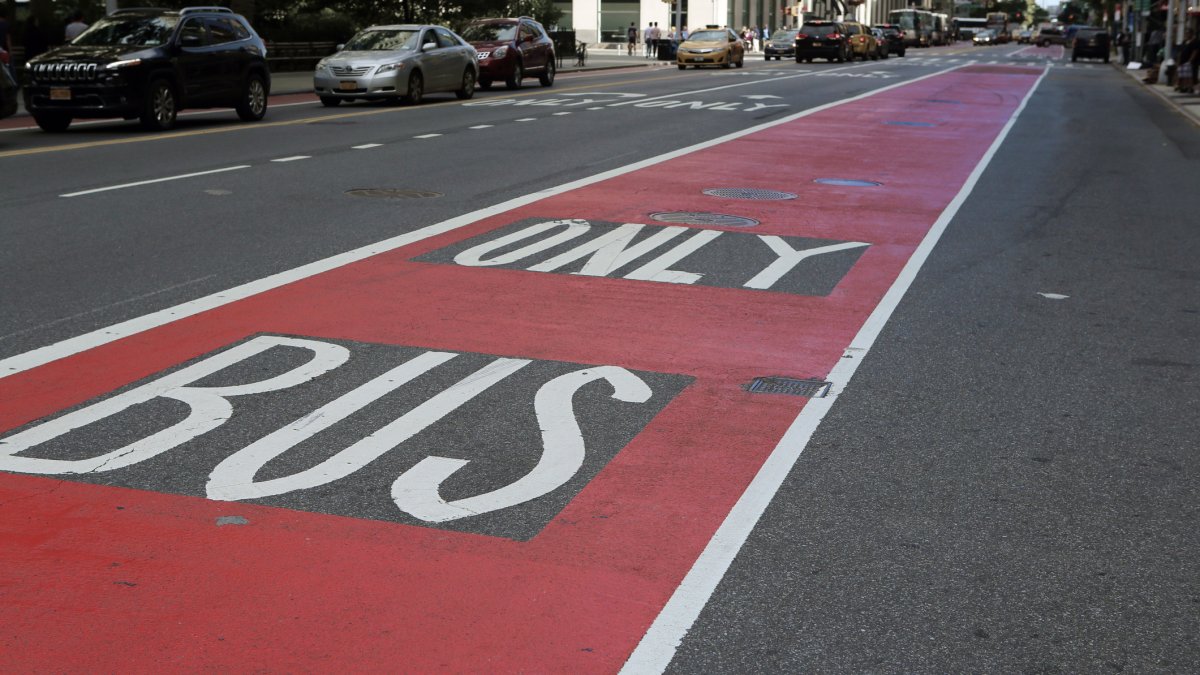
[1116,62,1200,128]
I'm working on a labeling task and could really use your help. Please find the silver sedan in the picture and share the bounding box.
[314,25,479,106]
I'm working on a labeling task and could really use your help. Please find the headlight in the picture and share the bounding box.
[376,62,406,74]
[492,45,509,59]
[105,59,142,70]
[316,58,331,72]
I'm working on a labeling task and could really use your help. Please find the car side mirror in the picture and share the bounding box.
[422,41,437,51]
[180,34,203,48]
[336,43,345,51]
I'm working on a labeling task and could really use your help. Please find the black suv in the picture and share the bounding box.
[460,16,555,90]
[1071,28,1110,62]
[795,21,850,63]
[23,6,270,132]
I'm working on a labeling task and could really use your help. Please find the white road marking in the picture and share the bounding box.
[59,165,251,198]
[353,143,383,149]
[516,118,537,122]
[271,155,311,162]
[620,65,1051,674]
[606,66,843,108]
[469,124,494,129]
[414,133,442,139]
[587,107,604,110]
[1038,292,1070,300]
[553,112,572,115]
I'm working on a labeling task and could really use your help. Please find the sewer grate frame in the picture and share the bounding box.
[649,211,760,228]
[702,188,797,201]
[746,376,833,398]
[345,188,443,199]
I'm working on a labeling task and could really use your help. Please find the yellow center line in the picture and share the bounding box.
[0,69,696,160]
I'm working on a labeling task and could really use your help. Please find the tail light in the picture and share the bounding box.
[829,33,841,39]
[796,33,808,40]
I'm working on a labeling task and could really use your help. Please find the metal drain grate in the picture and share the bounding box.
[813,178,881,187]
[746,377,832,398]
[702,188,797,201]
[345,188,443,199]
[650,212,760,227]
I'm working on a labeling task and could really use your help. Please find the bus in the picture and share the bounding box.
[986,11,1009,39]
[952,17,987,40]
[888,8,933,47]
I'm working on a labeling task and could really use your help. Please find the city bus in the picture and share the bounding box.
[888,8,933,47]
[952,17,987,40]
[986,11,1009,40]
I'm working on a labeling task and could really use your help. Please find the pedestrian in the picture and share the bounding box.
[649,22,661,58]
[1146,27,1164,67]
[1176,30,1197,93]
[64,10,87,42]
[644,20,654,59]
[627,21,638,56]
[1117,30,1131,65]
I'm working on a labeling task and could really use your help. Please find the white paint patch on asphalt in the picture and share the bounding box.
[271,156,311,162]
[1038,292,1070,300]
[353,143,383,149]
[516,118,537,122]
[414,133,442,139]
[553,112,572,116]
[469,125,494,129]
[59,166,252,198]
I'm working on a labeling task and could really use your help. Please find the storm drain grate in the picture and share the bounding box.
[884,120,937,127]
[702,188,797,201]
[650,212,760,227]
[813,178,882,187]
[746,377,832,398]
[345,188,443,199]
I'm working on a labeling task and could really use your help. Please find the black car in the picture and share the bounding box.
[763,28,798,60]
[23,6,270,132]
[873,23,906,57]
[1071,28,1110,62]
[795,21,849,63]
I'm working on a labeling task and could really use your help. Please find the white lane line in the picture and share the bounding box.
[271,155,311,162]
[515,118,537,122]
[1,65,964,378]
[553,112,572,116]
[620,65,1051,674]
[469,124,494,129]
[414,133,442,139]
[59,165,252,198]
[587,107,604,110]
[352,143,383,149]
[604,65,850,108]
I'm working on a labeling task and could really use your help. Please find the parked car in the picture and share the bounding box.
[460,16,555,90]
[675,27,745,69]
[1017,28,1034,43]
[1035,26,1066,46]
[973,29,997,45]
[842,21,877,60]
[314,25,478,106]
[763,28,799,60]
[795,21,849,62]
[870,27,889,59]
[873,24,907,57]
[1071,27,1111,62]
[22,6,269,132]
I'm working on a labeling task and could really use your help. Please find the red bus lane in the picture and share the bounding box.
[0,66,1044,670]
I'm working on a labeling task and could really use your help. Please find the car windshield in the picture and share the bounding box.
[461,23,517,41]
[800,24,837,36]
[976,29,994,37]
[343,29,420,51]
[71,14,179,47]
[771,29,798,40]
[688,30,727,41]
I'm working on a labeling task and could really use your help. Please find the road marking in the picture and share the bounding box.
[414,133,442,139]
[553,112,572,115]
[271,155,311,162]
[620,64,1051,674]
[516,118,537,122]
[59,165,251,198]
[353,143,383,149]
[469,124,494,129]
[604,66,838,108]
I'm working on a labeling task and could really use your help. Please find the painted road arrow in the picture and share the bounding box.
[0,65,1046,671]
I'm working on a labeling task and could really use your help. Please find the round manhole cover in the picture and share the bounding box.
[345,188,443,199]
[812,178,882,187]
[702,188,797,201]
[649,212,760,228]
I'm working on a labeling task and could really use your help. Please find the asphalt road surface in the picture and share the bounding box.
[1,43,1197,672]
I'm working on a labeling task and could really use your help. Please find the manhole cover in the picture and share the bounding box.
[345,189,443,199]
[813,178,881,188]
[649,212,760,227]
[884,120,937,127]
[702,188,797,201]
[746,377,832,398]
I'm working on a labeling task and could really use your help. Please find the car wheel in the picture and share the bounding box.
[1072,53,1078,62]
[539,59,555,86]
[140,78,177,131]
[836,51,844,63]
[319,96,341,107]
[678,63,687,70]
[505,60,524,89]
[795,55,803,63]
[456,68,476,100]
[404,71,423,105]
[33,111,72,132]
[899,49,906,57]
[1104,54,1110,63]
[478,78,492,90]
[235,73,268,121]
[807,57,813,63]
[721,56,732,69]
[736,54,744,68]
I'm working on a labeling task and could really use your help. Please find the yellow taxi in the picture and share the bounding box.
[676,27,745,69]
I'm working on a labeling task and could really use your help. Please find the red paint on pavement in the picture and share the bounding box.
[0,67,1042,671]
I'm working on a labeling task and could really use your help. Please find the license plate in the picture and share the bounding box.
[50,87,72,101]
[338,81,357,91]
[692,57,704,62]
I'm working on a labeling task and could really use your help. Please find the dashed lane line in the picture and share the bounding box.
[59,165,252,198]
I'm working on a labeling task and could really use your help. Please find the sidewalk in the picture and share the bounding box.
[1118,63,1200,127]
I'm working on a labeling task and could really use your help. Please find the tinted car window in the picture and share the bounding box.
[344,29,419,50]
[72,14,179,46]
[179,19,207,46]
[800,24,838,36]
[461,22,517,41]
[434,27,459,47]
[688,30,727,41]
[206,17,238,44]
